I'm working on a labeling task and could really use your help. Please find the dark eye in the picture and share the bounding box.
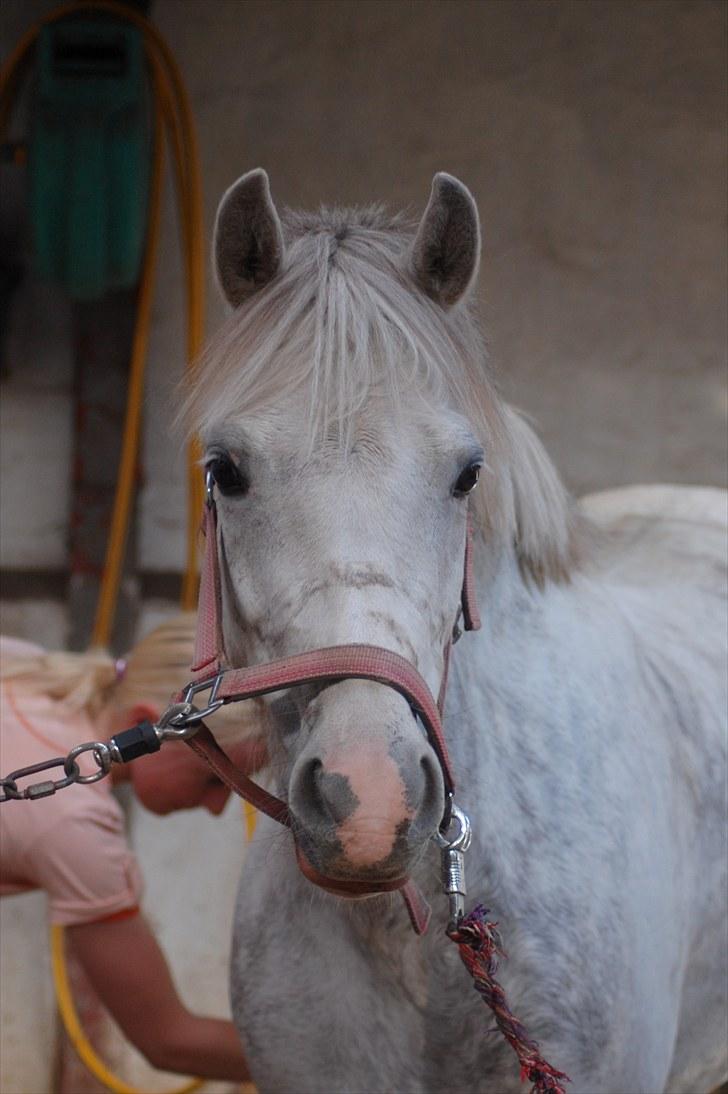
[207,455,249,497]
[453,462,481,498]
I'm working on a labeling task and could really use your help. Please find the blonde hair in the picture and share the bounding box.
[1,614,198,720]
[114,613,198,713]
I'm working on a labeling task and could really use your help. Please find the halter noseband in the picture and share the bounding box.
[178,475,480,933]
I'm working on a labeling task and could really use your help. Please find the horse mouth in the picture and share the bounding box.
[294,844,409,898]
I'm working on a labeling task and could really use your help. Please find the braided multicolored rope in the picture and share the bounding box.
[447,905,570,1094]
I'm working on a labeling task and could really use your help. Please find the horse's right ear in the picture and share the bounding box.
[411,173,480,308]
[213,169,285,307]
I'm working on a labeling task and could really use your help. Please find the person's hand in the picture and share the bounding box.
[130,735,268,815]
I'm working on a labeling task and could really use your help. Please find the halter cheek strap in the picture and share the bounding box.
[183,491,480,934]
[461,512,481,632]
[190,500,226,675]
[190,498,480,676]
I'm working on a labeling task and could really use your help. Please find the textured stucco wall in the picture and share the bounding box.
[1,0,725,573]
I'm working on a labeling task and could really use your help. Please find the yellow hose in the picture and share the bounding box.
[244,800,257,842]
[51,925,201,1094]
[91,85,164,646]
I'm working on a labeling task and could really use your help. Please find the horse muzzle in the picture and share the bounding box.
[287,686,445,884]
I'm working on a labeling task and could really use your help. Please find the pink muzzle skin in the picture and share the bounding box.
[177,482,480,935]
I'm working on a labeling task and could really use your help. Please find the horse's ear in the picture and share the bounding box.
[213,169,285,307]
[411,173,480,307]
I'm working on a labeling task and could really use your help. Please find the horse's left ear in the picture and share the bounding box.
[213,168,285,308]
[411,173,481,307]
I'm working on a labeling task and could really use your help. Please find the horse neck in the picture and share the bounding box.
[443,545,582,833]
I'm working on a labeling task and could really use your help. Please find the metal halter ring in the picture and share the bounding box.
[181,672,226,721]
[155,674,225,741]
[434,801,472,853]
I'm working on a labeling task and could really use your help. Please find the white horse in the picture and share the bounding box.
[181,169,727,1094]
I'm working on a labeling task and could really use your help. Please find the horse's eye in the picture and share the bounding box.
[453,462,481,497]
[207,455,249,497]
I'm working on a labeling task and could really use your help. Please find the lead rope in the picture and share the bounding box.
[447,906,570,1094]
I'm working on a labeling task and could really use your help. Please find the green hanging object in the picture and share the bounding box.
[29,18,151,300]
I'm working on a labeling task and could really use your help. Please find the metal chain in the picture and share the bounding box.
[0,743,111,803]
[0,689,217,804]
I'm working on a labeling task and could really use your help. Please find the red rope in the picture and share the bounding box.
[447,905,570,1094]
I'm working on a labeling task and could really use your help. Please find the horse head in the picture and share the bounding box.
[186,169,491,889]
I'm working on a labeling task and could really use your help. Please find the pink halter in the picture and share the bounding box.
[179,478,480,933]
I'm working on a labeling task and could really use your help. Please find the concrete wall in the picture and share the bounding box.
[1,0,725,575]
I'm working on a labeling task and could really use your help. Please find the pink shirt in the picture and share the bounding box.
[0,637,142,925]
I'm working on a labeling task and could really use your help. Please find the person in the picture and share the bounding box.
[0,613,267,1084]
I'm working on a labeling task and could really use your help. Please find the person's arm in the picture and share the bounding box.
[66,912,250,1082]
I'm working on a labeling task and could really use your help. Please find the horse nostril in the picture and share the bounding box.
[305,758,329,819]
[415,752,443,829]
[419,753,434,800]
[294,757,324,817]
[292,756,365,828]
